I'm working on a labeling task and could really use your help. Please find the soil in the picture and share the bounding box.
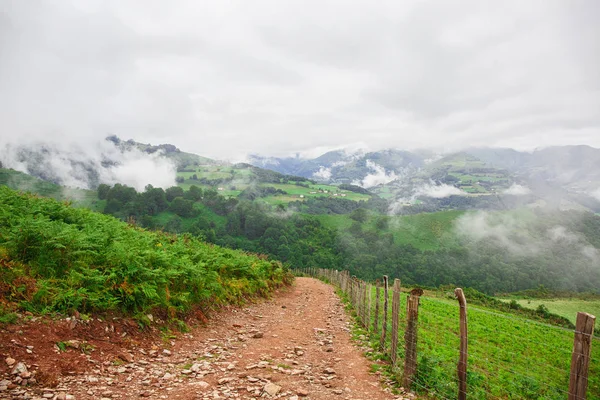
[1,278,407,399]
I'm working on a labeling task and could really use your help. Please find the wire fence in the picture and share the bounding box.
[294,267,599,400]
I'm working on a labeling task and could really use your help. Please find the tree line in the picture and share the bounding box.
[97,183,600,295]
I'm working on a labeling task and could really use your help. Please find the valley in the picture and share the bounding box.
[1,140,600,400]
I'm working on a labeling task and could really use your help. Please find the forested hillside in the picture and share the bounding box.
[95,182,600,295]
[0,186,290,323]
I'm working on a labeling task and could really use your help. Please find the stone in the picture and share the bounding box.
[118,353,134,363]
[11,362,28,375]
[162,349,172,356]
[218,377,235,385]
[251,332,264,339]
[296,388,309,397]
[263,382,281,396]
[65,340,81,349]
[5,357,15,366]
[323,368,335,375]
[190,363,201,373]
[197,381,210,390]
[162,372,174,380]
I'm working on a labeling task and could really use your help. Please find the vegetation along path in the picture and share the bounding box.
[1,278,405,400]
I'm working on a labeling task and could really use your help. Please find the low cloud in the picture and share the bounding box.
[504,183,532,196]
[0,139,176,191]
[415,182,464,198]
[354,160,398,188]
[331,160,348,167]
[313,166,332,181]
[591,188,600,201]
[455,211,537,256]
[455,210,599,262]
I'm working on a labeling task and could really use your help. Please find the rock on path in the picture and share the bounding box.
[1,278,403,399]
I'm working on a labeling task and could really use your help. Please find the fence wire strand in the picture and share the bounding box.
[298,268,597,400]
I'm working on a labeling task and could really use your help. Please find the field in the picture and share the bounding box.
[315,210,464,250]
[176,164,370,204]
[311,269,600,400]
[498,298,600,325]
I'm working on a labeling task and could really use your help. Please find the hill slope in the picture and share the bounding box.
[0,186,289,319]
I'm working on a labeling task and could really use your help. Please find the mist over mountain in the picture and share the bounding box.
[249,145,600,213]
[2,134,600,215]
[0,136,188,191]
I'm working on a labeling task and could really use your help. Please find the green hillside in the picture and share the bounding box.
[0,168,103,211]
[381,289,600,399]
[0,186,290,323]
[315,210,464,251]
[498,297,600,325]
[176,163,371,204]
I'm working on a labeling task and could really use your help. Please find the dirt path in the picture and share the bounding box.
[1,278,402,399]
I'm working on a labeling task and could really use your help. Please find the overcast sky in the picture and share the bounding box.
[1,0,599,160]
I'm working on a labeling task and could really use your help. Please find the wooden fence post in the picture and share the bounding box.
[403,288,423,388]
[391,279,401,366]
[363,281,368,327]
[367,283,372,332]
[455,288,468,400]
[569,312,596,400]
[374,281,381,333]
[380,276,389,351]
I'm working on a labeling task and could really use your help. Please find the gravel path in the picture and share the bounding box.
[1,278,404,399]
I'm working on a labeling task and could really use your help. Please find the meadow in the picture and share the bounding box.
[498,297,600,325]
[309,269,599,400]
[315,210,464,251]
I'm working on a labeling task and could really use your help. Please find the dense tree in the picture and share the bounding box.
[97,183,110,200]
[349,208,369,223]
[170,197,196,218]
[185,185,203,201]
[165,186,185,202]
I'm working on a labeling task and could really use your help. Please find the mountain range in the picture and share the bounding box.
[1,137,600,212]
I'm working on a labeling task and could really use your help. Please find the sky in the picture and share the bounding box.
[1,0,599,160]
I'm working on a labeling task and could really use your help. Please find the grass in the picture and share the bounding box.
[0,168,104,211]
[315,210,464,250]
[0,186,292,320]
[313,270,599,400]
[498,298,600,325]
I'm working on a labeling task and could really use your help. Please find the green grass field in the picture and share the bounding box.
[0,168,105,211]
[498,298,600,325]
[315,210,464,250]
[314,270,600,400]
[176,165,371,204]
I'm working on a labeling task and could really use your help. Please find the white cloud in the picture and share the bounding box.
[455,212,600,262]
[0,1,598,160]
[591,188,600,201]
[415,182,464,198]
[331,160,348,167]
[455,211,537,256]
[354,160,398,188]
[313,166,332,181]
[0,139,176,191]
[503,183,532,196]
